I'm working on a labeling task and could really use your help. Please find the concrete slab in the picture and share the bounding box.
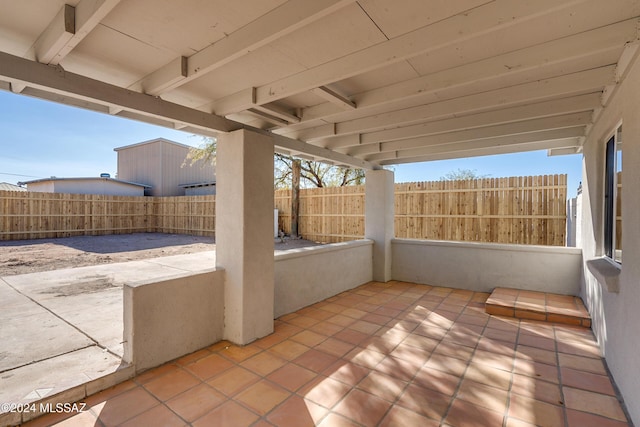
[0,252,219,425]
[0,346,124,404]
[0,280,93,372]
[145,251,216,272]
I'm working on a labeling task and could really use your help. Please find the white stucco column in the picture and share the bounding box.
[365,169,394,282]
[216,129,274,345]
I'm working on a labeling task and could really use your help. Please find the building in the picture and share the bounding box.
[115,138,216,196]
[20,176,149,196]
[0,182,26,192]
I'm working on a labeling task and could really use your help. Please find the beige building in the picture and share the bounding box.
[115,138,216,196]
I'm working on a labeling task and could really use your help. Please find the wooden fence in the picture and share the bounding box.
[2,174,567,245]
[0,191,215,240]
[276,174,567,246]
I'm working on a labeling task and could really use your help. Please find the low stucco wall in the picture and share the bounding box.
[392,239,582,295]
[274,240,373,317]
[123,269,224,372]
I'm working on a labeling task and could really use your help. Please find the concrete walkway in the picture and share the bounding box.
[0,251,215,425]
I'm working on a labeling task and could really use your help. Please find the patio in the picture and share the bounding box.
[24,280,630,427]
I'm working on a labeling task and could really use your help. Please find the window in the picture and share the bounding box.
[604,125,622,263]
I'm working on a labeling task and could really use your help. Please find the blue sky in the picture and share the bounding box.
[0,90,583,196]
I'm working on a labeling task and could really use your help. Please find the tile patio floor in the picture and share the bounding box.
[23,281,630,427]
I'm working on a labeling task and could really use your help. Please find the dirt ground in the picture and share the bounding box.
[0,233,323,276]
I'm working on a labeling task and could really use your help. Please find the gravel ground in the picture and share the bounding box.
[0,233,323,276]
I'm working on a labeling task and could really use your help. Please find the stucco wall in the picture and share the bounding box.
[123,269,224,372]
[274,240,373,317]
[580,53,640,424]
[391,239,581,294]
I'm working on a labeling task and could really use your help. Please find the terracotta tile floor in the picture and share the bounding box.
[24,281,630,427]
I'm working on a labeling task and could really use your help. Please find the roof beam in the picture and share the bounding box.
[0,51,240,132]
[330,66,614,137]
[342,112,592,156]
[0,51,371,170]
[314,93,601,149]
[280,64,612,142]
[310,86,356,110]
[31,0,121,65]
[135,0,355,95]
[33,4,75,64]
[365,128,584,162]
[296,18,638,124]
[378,138,582,165]
[223,0,618,113]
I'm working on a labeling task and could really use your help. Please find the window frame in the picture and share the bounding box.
[603,124,622,263]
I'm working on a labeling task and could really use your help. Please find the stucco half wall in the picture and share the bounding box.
[391,239,582,295]
[123,269,225,372]
[274,240,373,318]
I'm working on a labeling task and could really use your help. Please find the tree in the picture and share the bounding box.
[183,136,216,167]
[274,153,365,189]
[187,137,365,188]
[440,168,490,181]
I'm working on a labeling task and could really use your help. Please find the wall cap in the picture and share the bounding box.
[391,238,582,255]
[275,239,373,261]
[586,257,621,293]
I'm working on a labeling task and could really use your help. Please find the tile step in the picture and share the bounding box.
[485,287,591,328]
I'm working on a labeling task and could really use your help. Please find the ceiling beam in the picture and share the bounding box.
[377,138,582,165]
[314,93,601,149]
[247,0,594,106]
[365,128,584,162]
[341,112,592,156]
[135,0,355,95]
[33,4,75,64]
[330,66,614,137]
[31,0,121,65]
[281,65,611,142]
[253,104,301,124]
[0,51,371,170]
[310,86,356,110]
[296,18,637,124]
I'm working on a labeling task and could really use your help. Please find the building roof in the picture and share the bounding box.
[20,177,151,188]
[114,138,193,152]
[0,182,27,191]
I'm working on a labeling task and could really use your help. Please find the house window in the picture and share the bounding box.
[604,125,622,263]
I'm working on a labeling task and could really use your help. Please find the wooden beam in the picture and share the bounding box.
[343,112,592,156]
[31,0,121,65]
[136,0,355,95]
[298,18,637,124]
[377,138,582,165]
[253,104,301,124]
[248,0,600,106]
[357,93,601,146]
[33,4,75,64]
[364,128,584,162]
[140,57,188,95]
[332,66,614,137]
[245,109,291,127]
[311,86,356,110]
[0,51,371,170]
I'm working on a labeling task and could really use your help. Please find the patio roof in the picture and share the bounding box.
[0,1,639,168]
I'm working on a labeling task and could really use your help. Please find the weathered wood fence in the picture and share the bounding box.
[1,174,567,245]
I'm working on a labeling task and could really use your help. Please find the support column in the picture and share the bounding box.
[216,129,274,344]
[365,169,394,282]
